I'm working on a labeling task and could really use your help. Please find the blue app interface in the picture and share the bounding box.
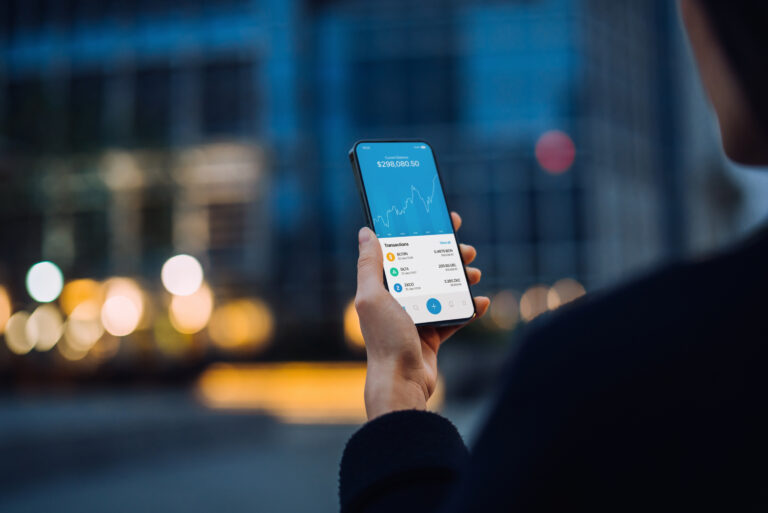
[355,142,452,238]
[356,142,473,324]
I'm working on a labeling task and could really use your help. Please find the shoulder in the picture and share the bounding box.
[524,228,765,356]
[504,229,768,407]
[506,224,768,416]
[457,231,768,510]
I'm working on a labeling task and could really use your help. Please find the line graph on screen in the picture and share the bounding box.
[373,175,438,228]
[371,175,451,236]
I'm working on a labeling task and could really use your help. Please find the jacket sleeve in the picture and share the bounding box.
[339,409,469,513]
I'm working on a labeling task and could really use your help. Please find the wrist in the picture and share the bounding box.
[364,360,427,420]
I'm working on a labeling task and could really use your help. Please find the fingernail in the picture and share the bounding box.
[358,227,371,243]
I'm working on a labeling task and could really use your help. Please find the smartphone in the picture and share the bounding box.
[349,139,476,327]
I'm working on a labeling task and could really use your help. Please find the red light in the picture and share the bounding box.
[535,130,575,174]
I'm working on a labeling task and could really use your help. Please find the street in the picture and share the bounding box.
[0,390,488,513]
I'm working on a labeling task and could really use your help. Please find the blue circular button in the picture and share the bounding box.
[393,283,403,293]
[426,298,442,315]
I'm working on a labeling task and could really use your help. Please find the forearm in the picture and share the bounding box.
[364,360,428,420]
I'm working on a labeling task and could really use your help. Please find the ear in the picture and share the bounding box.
[681,0,768,165]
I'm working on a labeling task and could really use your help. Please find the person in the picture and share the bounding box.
[339,1,768,511]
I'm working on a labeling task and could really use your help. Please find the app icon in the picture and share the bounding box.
[426,298,442,315]
[386,252,396,262]
[389,267,399,277]
[393,283,403,293]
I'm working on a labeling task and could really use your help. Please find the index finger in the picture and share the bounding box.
[451,211,462,232]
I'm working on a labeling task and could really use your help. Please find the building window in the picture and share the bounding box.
[133,66,171,147]
[202,59,255,137]
[69,73,105,151]
[352,55,457,129]
[141,196,173,264]
[73,209,109,274]
[4,79,58,151]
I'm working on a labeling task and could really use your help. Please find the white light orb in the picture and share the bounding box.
[26,261,64,303]
[161,255,204,296]
[27,304,64,351]
[5,312,34,355]
[101,296,141,337]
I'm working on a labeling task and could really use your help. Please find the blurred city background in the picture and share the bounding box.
[2,0,768,511]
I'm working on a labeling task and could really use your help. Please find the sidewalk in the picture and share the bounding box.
[0,390,356,512]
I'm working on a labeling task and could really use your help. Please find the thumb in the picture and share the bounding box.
[356,227,384,299]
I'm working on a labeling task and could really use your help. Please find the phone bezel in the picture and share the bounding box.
[349,138,478,327]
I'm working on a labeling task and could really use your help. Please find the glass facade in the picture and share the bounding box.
[0,0,690,361]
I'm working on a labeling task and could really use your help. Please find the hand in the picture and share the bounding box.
[355,212,490,420]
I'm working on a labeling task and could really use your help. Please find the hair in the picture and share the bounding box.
[698,1,768,133]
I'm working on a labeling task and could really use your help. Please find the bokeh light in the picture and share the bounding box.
[89,336,121,362]
[5,311,34,355]
[169,283,214,334]
[26,261,64,303]
[535,130,575,174]
[64,300,105,351]
[520,285,550,322]
[102,277,145,332]
[208,298,273,353]
[427,375,445,413]
[547,278,586,310]
[101,296,141,337]
[0,285,11,334]
[27,304,64,351]
[343,299,365,349]
[196,362,367,423]
[196,362,442,423]
[57,339,90,361]
[60,279,103,316]
[161,254,204,296]
[103,277,144,305]
[489,290,519,330]
[101,150,144,190]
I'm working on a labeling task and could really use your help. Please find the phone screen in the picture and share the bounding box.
[354,141,475,325]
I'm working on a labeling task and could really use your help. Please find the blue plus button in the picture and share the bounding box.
[426,298,442,315]
[393,283,403,293]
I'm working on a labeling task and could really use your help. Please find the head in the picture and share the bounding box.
[680,0,768,166]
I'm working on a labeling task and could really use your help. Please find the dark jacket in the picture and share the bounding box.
[340,227,768,512]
